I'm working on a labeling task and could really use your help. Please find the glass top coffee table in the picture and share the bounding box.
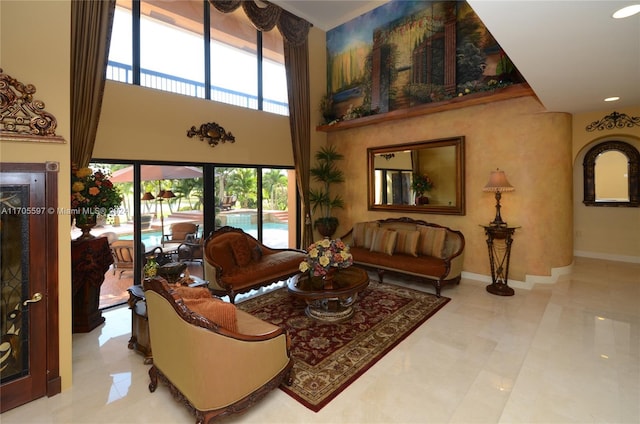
[287,266,369,323]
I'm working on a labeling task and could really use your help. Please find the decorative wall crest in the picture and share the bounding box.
[187,122,235,147]
[585,111,640,132]
[0,68,65,142]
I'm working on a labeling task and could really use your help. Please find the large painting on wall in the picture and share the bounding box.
[324,0,523,123]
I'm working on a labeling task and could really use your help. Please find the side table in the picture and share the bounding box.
[127,284,152,364]
[127,276,209,363]
[481,225,519,296]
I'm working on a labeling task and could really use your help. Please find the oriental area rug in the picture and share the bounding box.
[237,280,450,412]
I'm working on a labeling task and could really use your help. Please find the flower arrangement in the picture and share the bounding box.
[411,173,434,195]
[299,238,353,277]
[71,165,122,218]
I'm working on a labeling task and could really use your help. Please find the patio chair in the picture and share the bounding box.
[177,236,204,270]
[140,214,154,230]
[164,222,198,243]
[110,240,136,279]
[219,195,237,211]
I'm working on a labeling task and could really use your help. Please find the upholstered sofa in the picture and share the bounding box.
[203,226,307,303]
[340,217,465,296]
[144,277,293,423]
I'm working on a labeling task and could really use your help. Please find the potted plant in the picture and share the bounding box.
[309,145,345,237]
[411,172,433,205]
[319,93,336,124]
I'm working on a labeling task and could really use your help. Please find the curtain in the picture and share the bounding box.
[209,0,312,247]
[70,0,115,168]
[283,36,313,247]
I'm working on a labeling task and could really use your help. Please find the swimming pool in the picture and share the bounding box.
[119,222,290,248]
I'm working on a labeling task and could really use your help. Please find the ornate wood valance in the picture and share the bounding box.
[209,0,310,45]
[0,68,65,143]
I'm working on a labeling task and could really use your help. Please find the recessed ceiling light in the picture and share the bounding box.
[613,4,640,19]
[604,96,620,102]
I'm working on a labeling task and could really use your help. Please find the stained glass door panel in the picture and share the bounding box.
[0,170,48,412]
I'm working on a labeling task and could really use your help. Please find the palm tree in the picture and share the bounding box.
[262,169,287,210]
[173,178,202,210]
[226,168,257,208]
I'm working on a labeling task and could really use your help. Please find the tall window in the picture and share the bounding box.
[140,0,205,97]
[210,7,258,109]
[107,0,288,115]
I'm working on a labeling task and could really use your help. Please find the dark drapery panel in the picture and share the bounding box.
[283,36,313,248]
[70,0,115,168]
[209,0,312,247]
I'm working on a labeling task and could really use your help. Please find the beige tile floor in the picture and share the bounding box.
[3,257,638,423]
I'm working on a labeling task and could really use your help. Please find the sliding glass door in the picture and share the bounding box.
[214,166,295,248]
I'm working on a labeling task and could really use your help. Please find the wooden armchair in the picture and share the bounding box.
[144,277,293,423]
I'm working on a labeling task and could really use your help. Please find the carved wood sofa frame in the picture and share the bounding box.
[340,217,465,297]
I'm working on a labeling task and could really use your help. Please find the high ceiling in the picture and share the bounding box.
[273,0,640,114]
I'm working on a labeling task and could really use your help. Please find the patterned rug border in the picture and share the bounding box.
[237,281,451,412]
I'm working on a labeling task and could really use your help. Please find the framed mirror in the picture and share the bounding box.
[583,140,639,207]
[368,136,465,215]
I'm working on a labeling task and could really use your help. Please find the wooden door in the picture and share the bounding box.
[0,163,60,412]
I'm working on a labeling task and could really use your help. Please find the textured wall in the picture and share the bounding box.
[1,0,73,389]
[572,107,640,261]
[326,95,573,281]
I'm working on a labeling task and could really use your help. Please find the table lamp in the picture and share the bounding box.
[483,168,514,227]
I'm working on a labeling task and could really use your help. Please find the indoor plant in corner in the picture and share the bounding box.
[309,145,345,238]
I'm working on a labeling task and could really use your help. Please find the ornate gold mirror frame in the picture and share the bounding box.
[368,136,465,215]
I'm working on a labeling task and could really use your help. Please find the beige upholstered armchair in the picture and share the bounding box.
[164,222,198,243]
[144,278,293,423]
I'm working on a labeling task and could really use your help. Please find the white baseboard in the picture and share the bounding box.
[461,271,531,290]
[525,262,574,285]
[462,261,574,291]
[574,250,640,264]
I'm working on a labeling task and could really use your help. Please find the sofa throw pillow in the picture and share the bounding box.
[230,235,252,267]
[369,228,397,255]
[183,297,238,332]
[208,241,235,270]
[173,286,211,300]
[352,222,379,248]
[417,226,446,259]
[395,229,420,257]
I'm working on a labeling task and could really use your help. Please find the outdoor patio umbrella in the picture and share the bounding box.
[109,165,202,182]
[110,165,203,244]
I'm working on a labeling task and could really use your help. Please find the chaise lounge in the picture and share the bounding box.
[203,226,307,303]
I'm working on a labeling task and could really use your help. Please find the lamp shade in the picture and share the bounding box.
[161,190,176,199]
[141,192,155,201]
[483,169,514,192]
